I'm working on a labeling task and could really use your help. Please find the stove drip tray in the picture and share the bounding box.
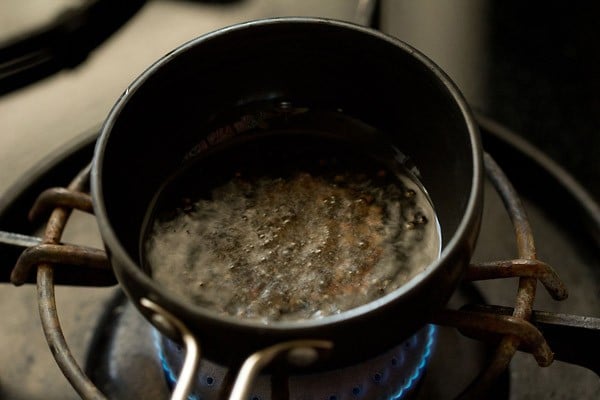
[156,325,436,400]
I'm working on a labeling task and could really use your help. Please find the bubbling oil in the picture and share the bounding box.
[142,106,441,323]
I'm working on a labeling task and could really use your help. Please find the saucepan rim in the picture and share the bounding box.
[91,17,483,332]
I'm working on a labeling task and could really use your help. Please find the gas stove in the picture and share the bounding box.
[0,1,598,399]
[0,115,597,400]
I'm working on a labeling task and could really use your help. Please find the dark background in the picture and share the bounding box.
[381,1,599,201]
[486,2,599,200]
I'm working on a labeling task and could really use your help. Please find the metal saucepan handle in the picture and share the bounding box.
[141,297,201,400]
[229,339,334,400]
[141,296,334,400]
[0,230,116,286]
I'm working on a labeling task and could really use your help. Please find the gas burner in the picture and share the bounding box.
[162,325,435,399]
[88,294,437,400]
[84,288,504,400]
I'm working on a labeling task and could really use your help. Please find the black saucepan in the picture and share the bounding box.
[91,17,483,375]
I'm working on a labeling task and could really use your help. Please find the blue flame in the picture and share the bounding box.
[389,324,437,399]
[153,329,199,400]
[153,324,437,400]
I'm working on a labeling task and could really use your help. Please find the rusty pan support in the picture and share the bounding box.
[10,244,110,285]
[28,187,93,221]
[465,259,568,301]
[431,308,554,366]
[32,164,109,400]
[432,153,569,399]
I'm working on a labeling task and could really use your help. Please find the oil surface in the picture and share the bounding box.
[142,107,441,323]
